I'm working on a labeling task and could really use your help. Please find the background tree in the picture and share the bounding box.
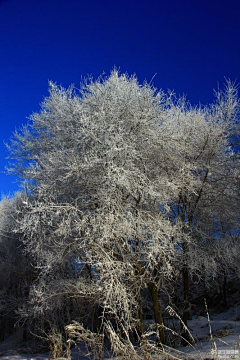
[0,193,37,343]
[159,83,239,342]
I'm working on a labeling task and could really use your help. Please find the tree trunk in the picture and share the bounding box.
[223,271,227,307]
[147,282,165,346]
[0,316,5,342]
[181,265,192,345]
[138,298,145,337]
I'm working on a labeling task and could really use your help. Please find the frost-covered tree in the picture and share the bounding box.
[6,71,180,353]
[4,71,239,357]
[158,83,239,342]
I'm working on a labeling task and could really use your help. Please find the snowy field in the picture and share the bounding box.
[1,306,240,359]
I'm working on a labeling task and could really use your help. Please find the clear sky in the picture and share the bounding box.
[0,0,240,196]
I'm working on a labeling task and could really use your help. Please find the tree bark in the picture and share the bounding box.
[223,271,227,307]
[147,282,165,346]
[0,316,5,342]
[181,265,192,345]
[138,297,145,337]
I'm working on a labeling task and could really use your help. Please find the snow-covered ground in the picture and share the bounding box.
[175,305,240,359]
[1,306,240,359]
[0,347,88,360]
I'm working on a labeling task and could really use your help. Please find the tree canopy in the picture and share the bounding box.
[1,71,239,358]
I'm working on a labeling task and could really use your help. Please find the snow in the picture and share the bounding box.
[1,306,240,359]
[0,343,89,360]
[0,348,88,360]
[176,305,240,359]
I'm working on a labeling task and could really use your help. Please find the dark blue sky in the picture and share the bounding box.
[0,0,240,196]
